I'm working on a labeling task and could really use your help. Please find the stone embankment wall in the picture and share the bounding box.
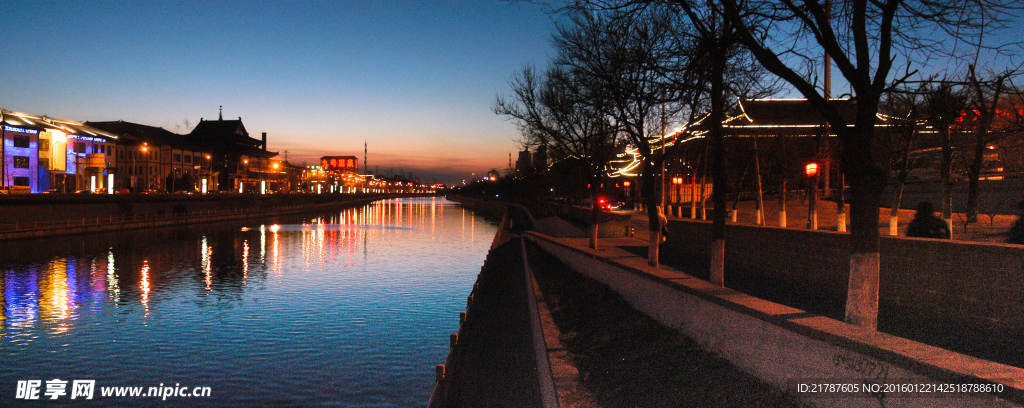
[526,231,1024,408]
[0,194,430,241]
[663,218,1024,335]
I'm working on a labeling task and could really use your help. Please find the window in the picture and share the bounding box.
[107,145,112,155]
[13,156,30,168]
[184,155,192,164]
[39,139,50,150]
[173,153,181,163]
[13,135,30,148]
[13,177,29,186]
[39,158,49,170]
[74,142,86,153]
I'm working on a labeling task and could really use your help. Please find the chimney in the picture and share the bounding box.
[262,132,267,151]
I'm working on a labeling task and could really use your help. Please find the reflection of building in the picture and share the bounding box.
[88,121,213,192]
[2,110,118,193]
[187,116,277,192]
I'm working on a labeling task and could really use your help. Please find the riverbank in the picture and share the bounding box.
[444,196,1023,407]
[435,200,806,407]
[0,193,434,241]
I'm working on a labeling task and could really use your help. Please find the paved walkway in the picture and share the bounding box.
[443,230,805,407]
[639,198,1019,243]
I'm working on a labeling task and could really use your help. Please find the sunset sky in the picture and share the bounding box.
[1,1,559,184]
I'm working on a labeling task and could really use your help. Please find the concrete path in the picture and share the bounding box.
[641,197,1019,243]
[442,238,544,408]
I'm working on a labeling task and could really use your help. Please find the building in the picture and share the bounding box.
[532,145,548,172]
[87,120,213,192]
[2,109,118,193]
[516,149,532,176]
[187,116,277,192]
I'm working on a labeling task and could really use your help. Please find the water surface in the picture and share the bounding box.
[1,197,497,407]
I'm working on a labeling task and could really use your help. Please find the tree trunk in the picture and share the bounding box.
[642,170,661,267]
[889,147,911,236]
[779,179,787,228]
[590,183,600,249]
[965,135,986,223]
[940,127,954,238]
[753,136,764,225]
[842,108,886,330]
[709,35,728,286]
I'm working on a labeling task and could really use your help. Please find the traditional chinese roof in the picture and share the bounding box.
[722,98,885,136]
[86,120,205,151]
[1,109,119,140]
[188,118,262,147]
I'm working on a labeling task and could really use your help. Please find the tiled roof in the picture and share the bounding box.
[86,120,206,151]
[188,118,263,147]
[1,109,119,140]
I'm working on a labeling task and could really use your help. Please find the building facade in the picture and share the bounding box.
[2,110,118,193]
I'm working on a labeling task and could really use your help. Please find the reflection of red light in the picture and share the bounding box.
[805,163,819,177]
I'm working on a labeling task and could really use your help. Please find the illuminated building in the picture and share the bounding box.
[186,115,277,192]
[88,121,213,192]
[2,109,118,193]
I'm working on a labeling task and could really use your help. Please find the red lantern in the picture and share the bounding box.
[805,163,819,177]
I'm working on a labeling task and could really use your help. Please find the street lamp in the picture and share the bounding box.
[806,162,819,229]
[672,176,683,217]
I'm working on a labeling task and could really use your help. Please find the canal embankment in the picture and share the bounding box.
[446,195,1024,407]
[526,231,1024,407]
[437,198,802,407]
[0,193,433,241]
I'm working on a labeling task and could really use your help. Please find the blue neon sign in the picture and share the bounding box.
[3,125,39,134]
[68,135,102,142]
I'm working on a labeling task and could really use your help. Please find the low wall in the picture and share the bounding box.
[662,218,1024,333]
[0,194,421,241]
[526,232,1024,408]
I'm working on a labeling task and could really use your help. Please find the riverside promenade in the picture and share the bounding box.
[435,228,801,407]
[439,197,1024,408]
[654,196,1018,243]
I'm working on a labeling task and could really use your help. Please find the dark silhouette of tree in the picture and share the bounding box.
[550,9,696,262]
[923,80,969,236]
[714,0,1021,328]
[880,85,928,235]
[963,66,1024,222]
[495,64,620,248]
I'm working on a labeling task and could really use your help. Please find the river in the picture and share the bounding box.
[1,197,498,407]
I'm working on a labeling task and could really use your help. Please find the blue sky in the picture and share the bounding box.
[1,1,558,184]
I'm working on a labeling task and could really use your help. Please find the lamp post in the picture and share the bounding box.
[672,176,683,217]
[132,143,147,192]
[205,154,212,192]
[141,144,147,191]
[806,162,819,229]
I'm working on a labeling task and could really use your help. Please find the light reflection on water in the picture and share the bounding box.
[0,197,496,407]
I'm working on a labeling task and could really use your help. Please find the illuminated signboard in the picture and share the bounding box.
[320,156,358,172]
[3,125,39,134]
[68,135,104,142]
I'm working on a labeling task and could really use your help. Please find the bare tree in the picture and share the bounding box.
[552,8,697,264]
[963,65,1024,222]
[716,0,1021,328]
[495,65,620,248]
[922,80,969,236]
[880,86,928,235]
